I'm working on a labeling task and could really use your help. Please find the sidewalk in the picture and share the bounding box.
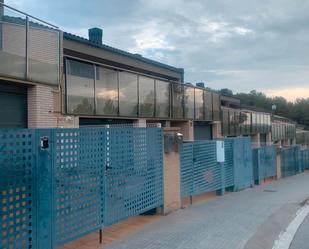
[101,172,309,249]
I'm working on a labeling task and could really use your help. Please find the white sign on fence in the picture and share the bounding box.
[216,140,225,163]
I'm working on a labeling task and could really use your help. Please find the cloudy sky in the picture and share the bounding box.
[8,0,309,101]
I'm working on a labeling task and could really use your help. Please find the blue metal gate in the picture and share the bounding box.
[0,127,163,249]
[180,141,223,198]
[253,145,277,184]
[281,146,302,177]
[300,148,309,170]
[180,137,253,198]
[232,137,253,191]
[104,128,163,225]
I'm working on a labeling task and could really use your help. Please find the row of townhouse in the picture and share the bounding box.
[0,1,297,148]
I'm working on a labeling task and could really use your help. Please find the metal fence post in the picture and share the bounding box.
[36,129,54,249]
[217,162,225,196]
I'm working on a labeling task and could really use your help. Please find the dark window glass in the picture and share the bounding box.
[95,66,118,116]
[119,71,138,117]
[66,59,95,115]
[204,91,213,120]
[234,110,241,136]
[212,92,220,121]
[195,89,204,120]
[229,110,236,136]
[155,80,170,118]
[184,86,194,119]
[139,76,155,117]
[241,112,251,134]
[222,108,229,136]
[172,83,183,119]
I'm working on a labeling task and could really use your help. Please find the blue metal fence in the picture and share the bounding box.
[180,137,253,197]
[281,146,302,177]
[0,129,37,249]
[180,140,223,198]
[232,137,253,191]
[253,145,277,184]
[301,149,309,170]
[0,127,163,249]
[224,139,234,188]
[104,128,163,225]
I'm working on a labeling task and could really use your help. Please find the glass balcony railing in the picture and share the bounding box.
[0,2,61,85]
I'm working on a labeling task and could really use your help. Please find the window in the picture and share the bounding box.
[139,76,155,117]
[119,71,138,117]
[155,80,170,118]
[95,66,118,116]
[184,85,194,119]
[66,59,95,115]
[172,83,183,119]
[212,92,220,121]
[195,89,204,120]
[204,91,213,120]
[222,108,229,136]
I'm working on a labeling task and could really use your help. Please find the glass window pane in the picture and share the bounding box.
[95,66,118,116]
[172,83,183,119]
[155,80,170,118]
[28,25,59,85]
[222,108,229,136]
[0,9,26,79]
[139,76,155,117]
[212,92,220,121]
[241,112,251,134]
[204,91,213,120]
[235,111,241,136]
[66,59,95,115]
[229,110,235,136]
[184,86,194,119]
[119,71,138,117]
[195,89,204,120]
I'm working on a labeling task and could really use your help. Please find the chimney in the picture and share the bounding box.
[88,27,103,45]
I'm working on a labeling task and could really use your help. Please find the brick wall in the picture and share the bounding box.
[163,128,181,215]
[27,84,78,128]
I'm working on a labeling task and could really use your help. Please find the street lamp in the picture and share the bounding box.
[271,104,277,114]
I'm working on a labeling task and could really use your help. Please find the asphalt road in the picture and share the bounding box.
[289,214,309,249]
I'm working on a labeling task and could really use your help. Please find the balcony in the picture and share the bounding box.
[0,2,61,85]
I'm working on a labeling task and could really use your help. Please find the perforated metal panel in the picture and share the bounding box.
[302,149,309,170]
[104,128,163,225]
[53,129,105,246]
[253,146,277,184]
[233,138,253,191]
[280,146,301,177]
[224,139,234,187]
[0,129,36,249]
[180,143,194,198]
[180,141,222,198]
[193,141,222,195]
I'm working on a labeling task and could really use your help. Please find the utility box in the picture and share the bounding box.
[216,140,225,163]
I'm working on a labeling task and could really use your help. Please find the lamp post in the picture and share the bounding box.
[271,104,277,115]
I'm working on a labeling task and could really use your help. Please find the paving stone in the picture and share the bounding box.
[102,173,309,249]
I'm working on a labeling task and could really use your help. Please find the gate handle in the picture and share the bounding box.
[106,165,112,170]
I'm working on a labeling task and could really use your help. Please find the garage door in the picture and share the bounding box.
[0,84,27,128]
[194,122,213,140]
